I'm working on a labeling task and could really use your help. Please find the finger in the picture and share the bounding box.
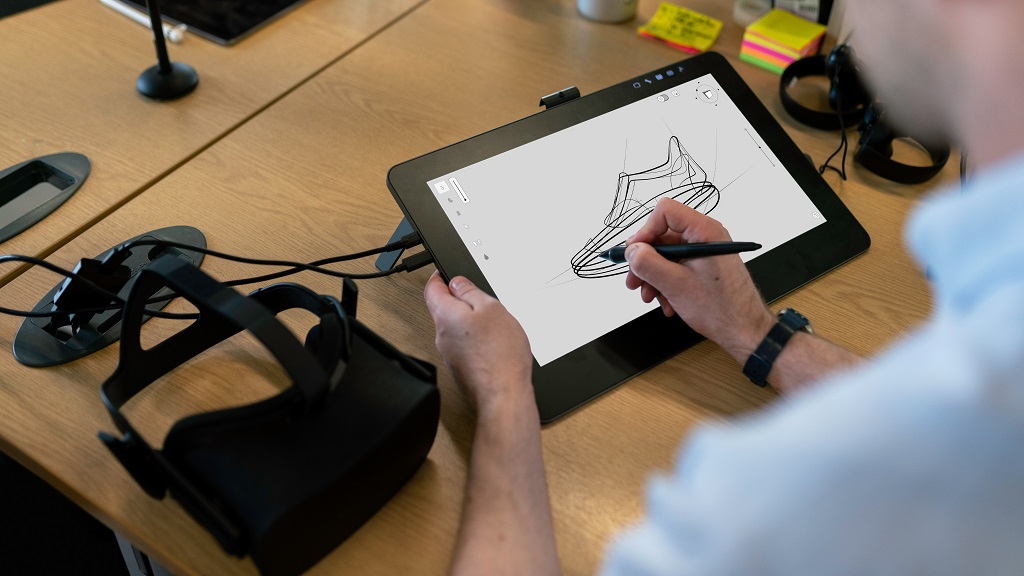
[663,203,731,244]
[655,293,676,317]
[633,198,697,242]
[625,270,643,290]
[423,270,445,310]
[635,198,730,245]
[628,229,684,249]
[448,276,495,310]
[630,198,676,244]
[626,242,698,297]
[423,271,467,320]
[640,282,659,304]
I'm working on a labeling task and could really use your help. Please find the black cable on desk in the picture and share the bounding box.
[0,232,429,320]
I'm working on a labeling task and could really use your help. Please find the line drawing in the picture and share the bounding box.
[745,128,775,167]
[713,127,719,183]
[563,135,721,280]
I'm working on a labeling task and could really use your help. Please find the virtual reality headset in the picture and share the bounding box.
[98,257,439,575]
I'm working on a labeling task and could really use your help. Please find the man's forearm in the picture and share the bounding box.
[450,384,560,576]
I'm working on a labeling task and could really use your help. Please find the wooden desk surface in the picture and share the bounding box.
[0,0,948,574]
[0,0,423,277]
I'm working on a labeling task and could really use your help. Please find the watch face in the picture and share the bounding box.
[778,308,813,333]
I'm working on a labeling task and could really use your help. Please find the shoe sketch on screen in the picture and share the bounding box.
[569,135,720,279]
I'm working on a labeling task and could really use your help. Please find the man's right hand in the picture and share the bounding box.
[624,198,775,364]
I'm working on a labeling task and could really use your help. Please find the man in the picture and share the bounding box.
[423,0,1024,573]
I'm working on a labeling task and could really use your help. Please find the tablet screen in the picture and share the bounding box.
[426,72,825,366]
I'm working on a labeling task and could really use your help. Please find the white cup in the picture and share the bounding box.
[577,0,638,23]
[732,0,772,27]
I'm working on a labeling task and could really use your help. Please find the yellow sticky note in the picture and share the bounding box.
[746,8,826,52]
[638,2,723,53]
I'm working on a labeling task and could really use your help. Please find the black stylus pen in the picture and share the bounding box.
[599,241,762,263]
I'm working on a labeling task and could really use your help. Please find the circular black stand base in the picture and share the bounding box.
[136,62,199,101]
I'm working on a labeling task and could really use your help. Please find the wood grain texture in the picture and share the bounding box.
[0,0,950,574]
[0,0,423,277]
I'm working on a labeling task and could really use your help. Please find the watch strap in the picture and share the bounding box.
[742,309,809,387]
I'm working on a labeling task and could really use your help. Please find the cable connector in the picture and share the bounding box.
[52,258,131,313]
[98,244,133,274]
[398,231,423,250]
[49,257,132,336]
[401,250,435,273]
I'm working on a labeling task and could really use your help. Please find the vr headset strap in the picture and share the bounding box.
[108,258,333,411]
[99,259,349,554]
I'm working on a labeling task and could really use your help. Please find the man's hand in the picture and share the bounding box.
[423,271,533,417]
[625,198,775,364]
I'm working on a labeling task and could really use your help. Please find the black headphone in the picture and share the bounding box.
[780,44,949,184]
[780,44,870,131]
[855,102,951,184]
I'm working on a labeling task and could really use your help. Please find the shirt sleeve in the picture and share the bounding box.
[598,318,1024,576]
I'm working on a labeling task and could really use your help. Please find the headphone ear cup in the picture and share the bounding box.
[826,44,870,113]
[858,104,896,158]
[304,324,322,357]
[824,44,848,79]
[781,54,865,130]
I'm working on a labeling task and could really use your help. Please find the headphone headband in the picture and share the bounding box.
[780,55,869,131]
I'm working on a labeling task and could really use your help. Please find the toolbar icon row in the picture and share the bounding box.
[632,65,685,88]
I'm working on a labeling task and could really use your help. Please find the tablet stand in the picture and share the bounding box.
[374,217,415,272]
[375,87,582,272]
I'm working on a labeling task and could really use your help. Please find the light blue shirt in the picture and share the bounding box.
[601,153,1024,575]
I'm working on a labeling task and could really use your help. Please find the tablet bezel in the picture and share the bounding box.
[387,52,870,423]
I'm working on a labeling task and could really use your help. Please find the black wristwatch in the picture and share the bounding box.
[742,308,812,387]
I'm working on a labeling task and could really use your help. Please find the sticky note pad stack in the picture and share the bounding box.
[741,9,827,74]
[638,2,723,54]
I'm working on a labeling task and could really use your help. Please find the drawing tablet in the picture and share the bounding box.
[118,0,307,45]
[387,52,869,423]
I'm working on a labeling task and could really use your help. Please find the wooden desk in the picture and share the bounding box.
[0,0,424,279]
[0,0,947,574]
